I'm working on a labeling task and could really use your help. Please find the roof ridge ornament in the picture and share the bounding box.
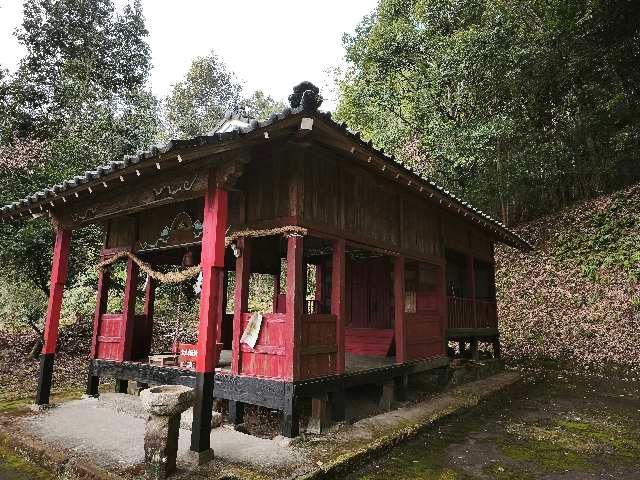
[288,81,323,113]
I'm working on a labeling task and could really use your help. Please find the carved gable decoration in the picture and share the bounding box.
[136,199,204,251]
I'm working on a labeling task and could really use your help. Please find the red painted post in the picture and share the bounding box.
[393,256,406,363]
[120,258,139,362]
[87,262,110,397]
[191,173,227,458]
[285,235,304,381]
[468,255,477,329]
[331,239,346,374]
[196,187,227,373]
[315,263,323,304]
[36,227,72,405]
[90,265,110,358]
[231,237,250,375]
[272,268,280,313]
[439,264,448,355]
[143,275,156,323]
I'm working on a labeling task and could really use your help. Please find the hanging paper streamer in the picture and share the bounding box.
[240,313,263,349]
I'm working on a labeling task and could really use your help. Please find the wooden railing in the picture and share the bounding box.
[447,297,497,330]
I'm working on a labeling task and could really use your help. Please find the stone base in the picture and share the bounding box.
[185,448,214,466]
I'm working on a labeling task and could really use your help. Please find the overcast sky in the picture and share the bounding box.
[0,0,376,110]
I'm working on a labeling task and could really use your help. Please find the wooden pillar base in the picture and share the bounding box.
[190,371,215,453]
[115,379,129,394]
[281,384,299,438]
[330,389,346,422]
[36,353,55,405]
[395,374,409,402]
[379,380,394,411]
[493,336,501,358]
[228,400,245,425]
[85,361,99,397]
[307,396,331,434]
[470,337,479,361]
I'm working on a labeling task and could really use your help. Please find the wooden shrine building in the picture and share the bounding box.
[0,83,531,458]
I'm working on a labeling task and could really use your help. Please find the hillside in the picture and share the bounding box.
[496,183,640,377]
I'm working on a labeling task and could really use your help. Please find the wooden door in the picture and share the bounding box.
[347,257,393,329]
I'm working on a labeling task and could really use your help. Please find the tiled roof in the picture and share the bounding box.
[0,106,532,250]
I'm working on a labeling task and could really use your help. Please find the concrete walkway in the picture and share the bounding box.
[10,368,521,479]
[19,398,305,471]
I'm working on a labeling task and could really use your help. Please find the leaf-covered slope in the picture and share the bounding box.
[496,184,640,376]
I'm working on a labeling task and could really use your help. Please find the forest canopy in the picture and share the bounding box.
[335,0,640,225]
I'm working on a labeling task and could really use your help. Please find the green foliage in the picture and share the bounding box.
[164,52,243,138]
[163,52,286,138]
[336,0,640,225]
[555,189,640,281]
[0,0,158,327]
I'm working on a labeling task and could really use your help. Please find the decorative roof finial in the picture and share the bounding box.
[288,81,323,113]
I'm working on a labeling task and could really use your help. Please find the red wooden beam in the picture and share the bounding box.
[191,172,228,457]
[331,238,346,374]
[90,268,110,358]
[42,228,72,355]
[468,255,477,329]
[232,237,251,375]
[120,258,139,361]
[37,227,72,405]
[393,256,406,363]
[285,235,303,381]
[272,264,280,314]
[196,184,228,373]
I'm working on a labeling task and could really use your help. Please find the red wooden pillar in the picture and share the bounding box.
[143,275,156,325]
[190,176,227,460]
[36,227,72,405]
[282,235,303,438]
[393,256,406,364]
[120,258,139,361]
[86,264,110,396]
[272,268,280,313]
[331,239,346,375]
[439,264,449,356]
[231,238,251,375]
[285,235,303,381]
[468,255,477,329]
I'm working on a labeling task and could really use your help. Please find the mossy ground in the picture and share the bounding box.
[0,445,54,480]
[348,373,640,479]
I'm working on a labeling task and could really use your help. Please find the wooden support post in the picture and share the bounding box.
[307,395,331,434]
[470,337,479,361]
[228,400,245,425]
[439,264,448,355]
[395,374,409,402]
[285,235,303,381]
[36,227,72,406]
[458,340,466,357]
[120,258,139,361]
[190,176,227,461]
[492,335,501,358]
[143,275,156,328]
[468,255,477,329]
[393,256,406,363]
[282,383,299,438]
[231,238,251,375]
[272,268,280,313]
[332,239,346,375]
[87,266,110,397]
[330,387,347,422]
[379,380,394,411]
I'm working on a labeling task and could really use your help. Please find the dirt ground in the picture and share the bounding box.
[348,371,640,480]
